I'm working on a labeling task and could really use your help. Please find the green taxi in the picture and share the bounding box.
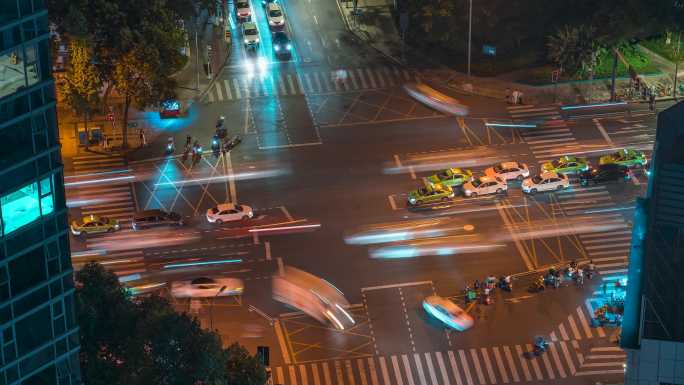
[426,168,473,188]
[408,183,455,206]
[542,156,589,174]
[71,215,120,236]
[599,148,647,168]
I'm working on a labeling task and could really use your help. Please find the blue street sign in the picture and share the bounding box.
[482,45,496,56]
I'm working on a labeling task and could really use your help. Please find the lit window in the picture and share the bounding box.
[39,176,54,216]
[1,183,40,234]
[0,176,55,236]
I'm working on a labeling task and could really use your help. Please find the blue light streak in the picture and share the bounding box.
[561,101,628,110]
[163,259,243,269]
[485,123,537,128]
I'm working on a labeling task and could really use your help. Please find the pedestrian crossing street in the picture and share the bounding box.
[507,105,561,121]
[518,118,579,164]
[65,152,137,225]
[206,67,417,102]
[272,326,619,385]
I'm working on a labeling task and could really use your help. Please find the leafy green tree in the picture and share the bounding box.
[62,39,101,147]
[547,24,599,77]
[223,343,268,385]
[75,263,262,385]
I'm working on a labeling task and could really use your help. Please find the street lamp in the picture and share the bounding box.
[467,0,472,77]
[209,285,227,330]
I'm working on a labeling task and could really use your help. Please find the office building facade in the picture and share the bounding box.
[622,101,684,385]
[0,0,81,384]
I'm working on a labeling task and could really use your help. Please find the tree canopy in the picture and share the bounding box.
[75,263,266,385]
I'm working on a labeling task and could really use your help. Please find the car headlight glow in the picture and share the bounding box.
[274,45,280,51]
[244,39,249,44]
[286,44,292,50]
[257,57,267,72]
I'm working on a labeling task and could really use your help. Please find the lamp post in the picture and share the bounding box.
[674,32,681,99]
[467,0,472,77]
[209,285,227,330]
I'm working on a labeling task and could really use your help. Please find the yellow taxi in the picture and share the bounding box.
[70,215,120,236]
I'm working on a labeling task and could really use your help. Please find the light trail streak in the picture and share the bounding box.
[485,123,537,128]
[153,169,287,186]
[64,175,135,187]
[248,223,321,232]
[64,169,132,179]
[561,101,628,110]
[163,259,243,269]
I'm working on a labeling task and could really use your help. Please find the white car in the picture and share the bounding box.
[171,277,244,298]
[242,22,259,48]
[522,171,570,194]
[423,296,473,331]
[485,161,530,181]
[235,0,252,21]
[462,176,507,197]
[266,3,285,29]
[206,203,254,223]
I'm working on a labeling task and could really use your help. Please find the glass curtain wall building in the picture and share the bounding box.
[0,0,81,384]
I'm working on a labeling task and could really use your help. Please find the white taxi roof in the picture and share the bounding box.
[500,161,520,169]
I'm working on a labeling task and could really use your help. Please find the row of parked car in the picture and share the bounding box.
[70,203,254,236]
[407,148,648,206]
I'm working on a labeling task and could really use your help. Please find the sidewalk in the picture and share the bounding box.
[57,7,232,168]
[336,0,682,106]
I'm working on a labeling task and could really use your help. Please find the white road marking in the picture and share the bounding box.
[413,354,428,385]
[469,349,486,385]
[313,14,318,24]
[279,206,294,221]
[502,346,520,382]
[367,357,379,385]
[361,281,432,292]
[514,345,531,381]
[479,348,497,384]
[388,195,398,210]
[391,356,404,385]
[402,355,415,385]
[379,357,391,385]
[265,241,271,260]
[491,347,509,383]
[322,362,332,385]
[224,79,233,100]
[277,257,285,276]
[226,151,237,203]
[458,350,474,385]
[593,118,614,146]
[300,365,309,385]
[559,341,576,375]
[435,352,452,385]
[233,78,242,99]
[258,142,322,150]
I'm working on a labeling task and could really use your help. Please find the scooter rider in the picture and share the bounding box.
[587,260,596,279]
[534,336,548,353]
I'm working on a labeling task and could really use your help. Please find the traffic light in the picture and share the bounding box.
[257,346,270,367]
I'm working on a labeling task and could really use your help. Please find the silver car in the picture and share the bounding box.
[242,22,259,48]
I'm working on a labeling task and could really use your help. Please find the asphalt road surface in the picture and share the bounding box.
[64,0,677,383]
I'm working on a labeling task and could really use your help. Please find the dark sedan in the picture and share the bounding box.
[272,32,292,59]
[579,164,630,186]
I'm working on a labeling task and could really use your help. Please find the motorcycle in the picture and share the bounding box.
[216,115,227,138]
[211,135,221,157]
[498,276,512,292]
[165,137,175,154]
[533,339,548,355]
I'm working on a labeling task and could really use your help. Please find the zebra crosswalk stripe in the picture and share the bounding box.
[458,350,474,385]
[559,341,576,375]
[356,69,368,88]
[435,352,452,385]
[479,348,497,384]
[539,348,556,379]
[549,343,567,378]
[233,78,242,99]
[448,351,465,385]
[224,79,233,100]
[277,366,285,384]
[299,365,309,385]
[375,69,385,88]
[289,365,298,385]
[391,355,404,385]
[322,362,333,385]
[413,353,428,385]
[311,363,322,385]
[367,357,379,385]
[296,74,306,94]
[379,357,390,385]
[424,354,439,385]
[402,354,415,385]
[313,72,323,93]
[502,346,520,382]
[367,68,378,88]
[524,344,544,380]
[491,347,509,384]
[215,81,223,100]
[305,73,314,94]
[287,74,297,95]
[384,67,395,86]
[469,349,486,385]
